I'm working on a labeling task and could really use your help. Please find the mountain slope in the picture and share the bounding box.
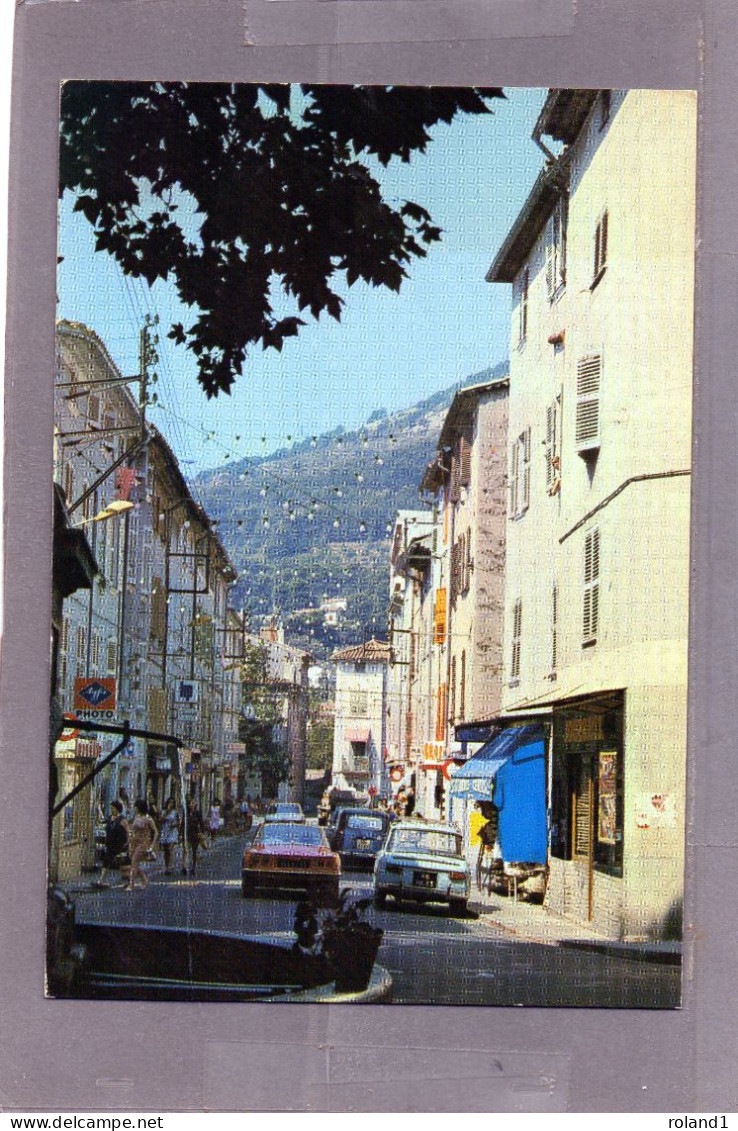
[193,362,507,657]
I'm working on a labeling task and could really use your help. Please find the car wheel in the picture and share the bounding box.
[448,898,467,917]
[374,890,388,909]
[241,876,255,898]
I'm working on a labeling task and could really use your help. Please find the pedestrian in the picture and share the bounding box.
[94,800,129,888]
[240,797,253,832]
[209,797,222,845]
[185,797,205,877]
[159,797,181,875]
[404,786,416,817]
[125,798,159,891]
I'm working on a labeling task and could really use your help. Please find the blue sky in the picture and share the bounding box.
[57,86,547,473]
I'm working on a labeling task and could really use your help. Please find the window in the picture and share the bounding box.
[349,690,368,716]
[546,197,568,300]
[435,683,447,741]
[575,355,602,454]
[450,656,457,723]
[551,584,558,675]
[599,90,611,129]
[106,641,117,677]
[434,588,447,645]
[75,625,87,678]
[460,650,467,720]
[593,210,609,284]
[63,463,74,505]
[517,268,529,345]
[87,393,101,426]
[510,428,531,518]
[583,528,601,645]
[510,599,522,683]
[545,397,562,492]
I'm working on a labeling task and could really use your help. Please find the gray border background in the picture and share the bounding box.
[2,0,735,1112]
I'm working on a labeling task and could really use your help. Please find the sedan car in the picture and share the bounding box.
[327,808,391,870]
[373,819,470,915]
[263,802,305,824]
[241,822,340,906]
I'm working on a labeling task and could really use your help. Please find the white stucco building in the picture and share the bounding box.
[487,89,696,940]
[331,639,390,796]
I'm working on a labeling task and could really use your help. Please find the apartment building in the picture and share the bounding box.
[487,89,696,939]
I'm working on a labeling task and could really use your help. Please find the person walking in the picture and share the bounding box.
[159,797,181,875]
[94,800,129,888]
[184,797,205,877]
[125,799,159,891]
[208,798,222,845]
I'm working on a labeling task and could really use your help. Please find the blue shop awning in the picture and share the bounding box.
[448,724,545,800]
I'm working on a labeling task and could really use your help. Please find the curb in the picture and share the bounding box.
[558,938,682,966]
[267,964,393,1003]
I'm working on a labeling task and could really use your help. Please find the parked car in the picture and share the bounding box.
[326,808,391,870]
[263,802,305,824]
[373,819,470,915]
[241,822,340,905]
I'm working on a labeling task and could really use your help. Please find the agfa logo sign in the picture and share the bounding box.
[74,677,117,712]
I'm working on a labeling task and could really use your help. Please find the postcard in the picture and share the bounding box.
[47,82,695,1010]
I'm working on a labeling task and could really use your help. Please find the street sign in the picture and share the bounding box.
[74,677,117,712]
[60,713,80,741]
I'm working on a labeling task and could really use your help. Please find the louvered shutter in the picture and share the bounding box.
[551,585,558,672]
[545,403,556,488]
[450,443,461,502]
[509,440,519,517]
[460,651,467,720]
[583,528,600,643]
[434,588,447,645]
[459,432,472,487]
[576,355,602,453]
[545,216,555,299]
[511,599,522,680]
[600,210,608,270]
[522,428,531,510]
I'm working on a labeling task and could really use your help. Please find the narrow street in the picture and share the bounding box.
[70,833,680,1008]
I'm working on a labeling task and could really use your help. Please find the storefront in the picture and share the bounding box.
[547,692,626,935]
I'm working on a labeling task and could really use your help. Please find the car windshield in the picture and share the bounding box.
[389,828,462,857]
[255,824,324,847]
[268,803,301,815]
[347,815,385,831]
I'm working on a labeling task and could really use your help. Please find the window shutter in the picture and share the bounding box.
[106,641,117,676]
[511,599,522,681]
[545,403,556,488]
[600,210,609,269]
[509,440,520,517]
[87,393,101,425]
[460,651,466,721]
[551,585,558,673]
[434,588,447,645]
[450,657,457,723]
[450,445,461,503]
[522,428,531,510]
[545,217,555,299]
[583,528,601,643]
[576,355,602,453]
[459,432,472,487]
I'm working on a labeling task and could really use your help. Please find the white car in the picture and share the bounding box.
[373,819,470,915]
[263,802,305,824]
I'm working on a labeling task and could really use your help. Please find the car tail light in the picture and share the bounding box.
[449,871,466,881]
[243,851,257,868]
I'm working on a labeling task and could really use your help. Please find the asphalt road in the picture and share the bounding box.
[72,833,681,1007]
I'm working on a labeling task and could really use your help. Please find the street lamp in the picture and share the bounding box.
[71,499,135,528]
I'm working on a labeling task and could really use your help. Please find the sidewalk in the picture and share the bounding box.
[468,884,682,965]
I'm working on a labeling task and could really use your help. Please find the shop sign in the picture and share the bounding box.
[175,680,199,703]
[74,677,117,712]
[564,715,601,744]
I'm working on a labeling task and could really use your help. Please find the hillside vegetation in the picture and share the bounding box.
[193,362,507,657]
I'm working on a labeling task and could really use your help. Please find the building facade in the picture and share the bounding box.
[331,639,390,797]
[488,89,696,939]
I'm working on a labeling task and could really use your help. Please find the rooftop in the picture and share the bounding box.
[332,638,391,665]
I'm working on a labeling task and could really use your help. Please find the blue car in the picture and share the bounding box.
[373,819,470,915]
[328,808,391,870]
